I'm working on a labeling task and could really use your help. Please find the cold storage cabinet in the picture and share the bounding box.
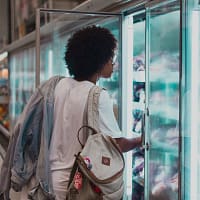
[8,8,122,128]
[35,9,122,121]
[9,47,36,126]
[123,1,180,199]
[181,0,200,199]
[145,2,180,199]
[5,0,200,199]
[0,52,9,130]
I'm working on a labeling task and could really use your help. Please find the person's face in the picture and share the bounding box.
[100,54,117,78]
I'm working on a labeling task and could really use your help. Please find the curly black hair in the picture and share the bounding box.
[64,25,117,79]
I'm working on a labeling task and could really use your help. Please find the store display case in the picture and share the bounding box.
[124,1,180,199]
[145,2,180,199]
[5,0,200,199]
[0,52,9,130]
[36,9,122,121]
[181,0,200,199]
[9,47,35,126]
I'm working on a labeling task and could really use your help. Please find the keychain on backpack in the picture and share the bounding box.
[74,171,83,190]
[84,157,92,170]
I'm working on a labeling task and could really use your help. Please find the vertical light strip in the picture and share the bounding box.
[36,9,41,87]
[11,56,16,119]
[0,52,8,62]
[122,14,134,198]
[126,15,134,197]
[190,10,199,200]
[48,50,53,78]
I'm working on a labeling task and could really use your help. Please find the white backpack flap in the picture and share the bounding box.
[78,130,124,177]
[77,133,124,199]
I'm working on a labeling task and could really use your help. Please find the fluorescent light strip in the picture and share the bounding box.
[11,57,16,119]
[0,52,8,62]
[190,10,199,200]
[48,50,53,78]
[123,14,134,197]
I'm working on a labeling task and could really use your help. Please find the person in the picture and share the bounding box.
[49,25,142,200]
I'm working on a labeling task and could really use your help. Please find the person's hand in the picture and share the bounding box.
[115,135,143,153]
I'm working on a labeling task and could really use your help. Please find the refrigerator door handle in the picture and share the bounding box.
[141,113,145,146]
[145,142,150,151]
[142,113,150,150]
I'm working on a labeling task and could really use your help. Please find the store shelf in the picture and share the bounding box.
[133,71,145,82]
[0,78,7,85]
[0,96,9,104]
[132,102,145,111]
[132,71,179,83]
[133,176,144,187]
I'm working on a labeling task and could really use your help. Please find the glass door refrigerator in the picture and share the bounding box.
[123,0,180,199]
[145,1,180,199]
[181,0,200,199]
[36,9,122,123]
[9,47,35,127]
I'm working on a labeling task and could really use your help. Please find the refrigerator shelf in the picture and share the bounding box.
[0,96,9,104]
[133,71,145,82]
[133,176,144,187]
[132,102,145,111]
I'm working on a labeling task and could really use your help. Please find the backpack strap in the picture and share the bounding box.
[77,85,103,147]
[87,85,103,132]
[70,86,102,186]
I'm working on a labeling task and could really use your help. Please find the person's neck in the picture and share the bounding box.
[88,74,99,84]
[75,74,99,84]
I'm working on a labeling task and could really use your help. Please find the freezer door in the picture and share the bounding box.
[182,0,200,199]
[145,1,180,200]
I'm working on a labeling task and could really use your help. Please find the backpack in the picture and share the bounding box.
[66,85,125,200]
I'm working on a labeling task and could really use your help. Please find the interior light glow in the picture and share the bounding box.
[11,57,16,119]
[1,69,8,79]
[48,50,53,78]
[122,14,134,198]
[0,52,8,62]
[190,10,199,200]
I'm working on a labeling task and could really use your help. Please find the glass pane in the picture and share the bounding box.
[147,1,180,200]
[98,20,121,121]
[9,48,35,127]
[37,10,121,122]
[182,0,200,199]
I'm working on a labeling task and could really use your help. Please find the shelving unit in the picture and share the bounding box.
[0,52,9,130]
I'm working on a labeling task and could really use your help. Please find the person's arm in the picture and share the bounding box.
[115,136,142,153]
[98,90,143,152]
